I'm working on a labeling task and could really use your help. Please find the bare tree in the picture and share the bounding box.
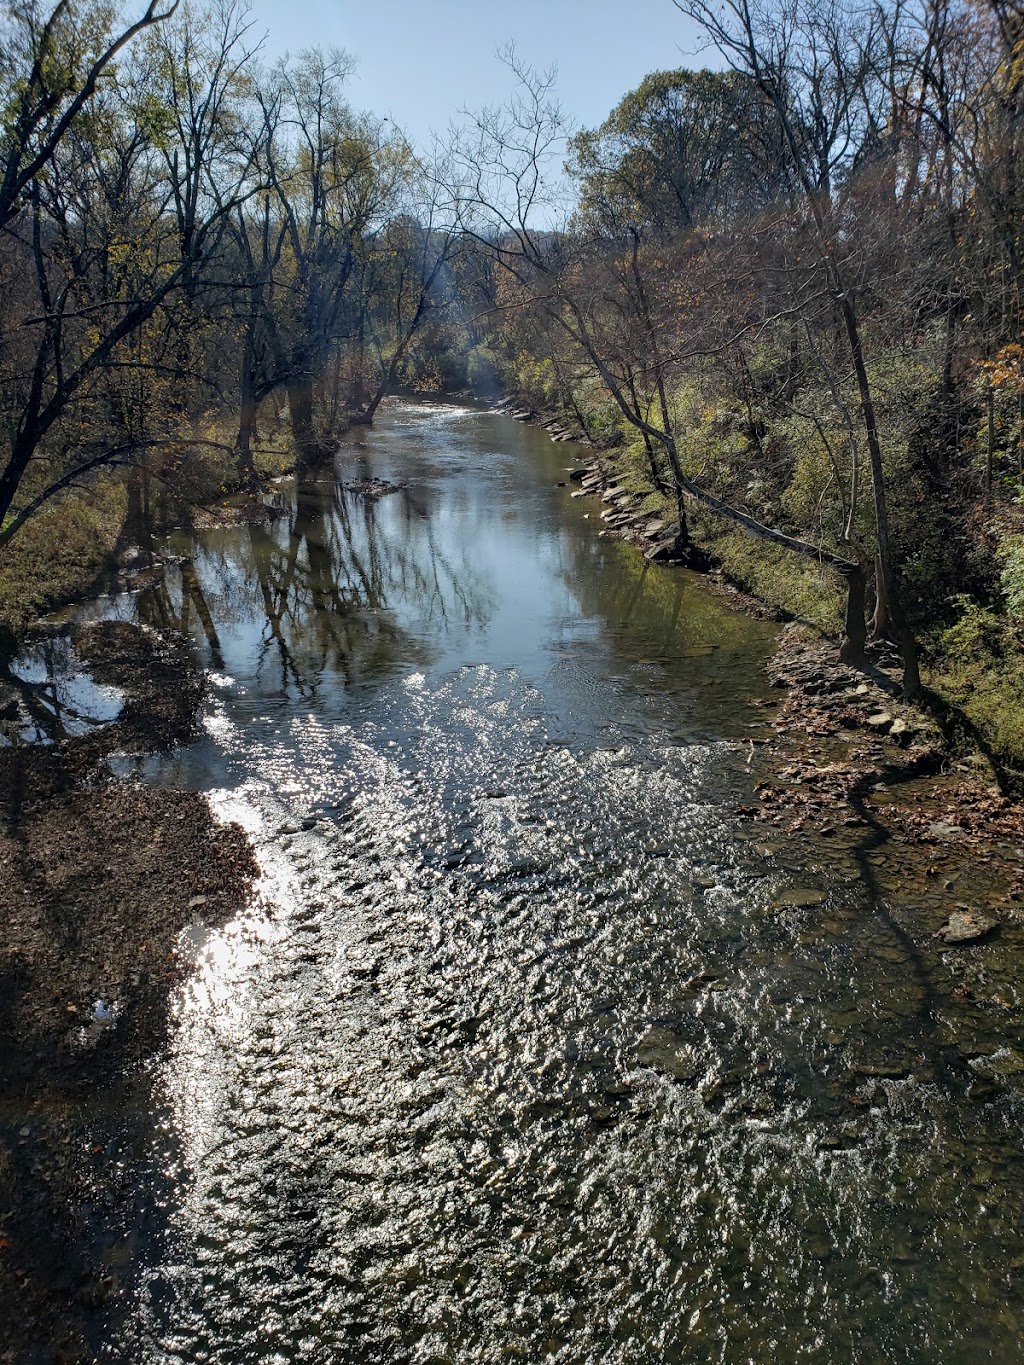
[675,0,921,694]
[0,0,260,544]
[0,0,178,229]
[449,50,871,663]
[244,49,408,469]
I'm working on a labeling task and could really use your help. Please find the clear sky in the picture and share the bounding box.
[244,0,710,143]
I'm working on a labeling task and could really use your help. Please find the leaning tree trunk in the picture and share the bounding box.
[838,294,920,697]
[660,433,691,551]
[675,475,867,660]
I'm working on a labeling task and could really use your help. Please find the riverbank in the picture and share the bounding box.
[0,421,302,644]
[0,621,257,1362]
[513,406,1024,800]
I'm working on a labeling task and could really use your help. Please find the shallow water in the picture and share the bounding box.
[46,403,1024,1361]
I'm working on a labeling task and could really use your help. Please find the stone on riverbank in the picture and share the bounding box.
[771,888,827,909]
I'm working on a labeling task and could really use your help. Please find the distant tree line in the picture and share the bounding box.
[0,0,459,548]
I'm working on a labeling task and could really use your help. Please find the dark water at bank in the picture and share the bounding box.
[13,402,1024,1362]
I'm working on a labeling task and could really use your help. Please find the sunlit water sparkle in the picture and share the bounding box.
[66,402,1024,1364]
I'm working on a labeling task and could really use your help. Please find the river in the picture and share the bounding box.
[29,401,1024,1362]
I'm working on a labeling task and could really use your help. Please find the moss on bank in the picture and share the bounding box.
[923,605,1024,775]
[691,511,847,635]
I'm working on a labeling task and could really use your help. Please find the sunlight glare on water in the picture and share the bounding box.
[105,404,1024,1364]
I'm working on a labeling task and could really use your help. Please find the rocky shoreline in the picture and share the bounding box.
[495,397,689,564]
[510,397,1019,785]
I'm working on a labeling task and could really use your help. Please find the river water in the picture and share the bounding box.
[49,402,1024,1361]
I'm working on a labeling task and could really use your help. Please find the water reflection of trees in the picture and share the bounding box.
[553,520,777,732]
[1,634,123,744]
[135,478,491,699]
[560,526,767,654]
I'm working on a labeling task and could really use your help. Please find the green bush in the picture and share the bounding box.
[997,532,1024,620]
[927,596,1024,767]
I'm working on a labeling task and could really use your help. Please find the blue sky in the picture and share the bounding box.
[245,0,709,143]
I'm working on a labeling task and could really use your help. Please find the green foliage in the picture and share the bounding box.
[465,345,500,394]
[998,533,1024,620]
[568,68,787,236]
[692,511,845,633]
[514,353,559,409]
[572,379,624,445]
[927,597,1024,767]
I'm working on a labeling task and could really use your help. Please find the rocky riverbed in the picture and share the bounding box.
[6,400,1024,1361]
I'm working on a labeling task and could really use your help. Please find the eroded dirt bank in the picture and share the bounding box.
[0,622,256,1364]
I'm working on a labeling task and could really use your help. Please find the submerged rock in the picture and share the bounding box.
[771,888,827,909]
[971,1047,1024,1078]
[634,1027,701,1082]
[848,1055,912,1079]
[936,910,998,944]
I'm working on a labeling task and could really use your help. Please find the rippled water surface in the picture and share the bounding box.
[90,404,1024,1362]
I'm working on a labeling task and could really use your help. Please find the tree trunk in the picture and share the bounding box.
[357,285,434,426]
[642,432,666,493]
[236,330,260,492]
[941,304,956,406]
[0,452,29,531]
[288,377,320,472]
[568,391,596,444]
[869,551,887,637]
[987,384,996,500]
[838,293,920,697]
[839,563,867,664]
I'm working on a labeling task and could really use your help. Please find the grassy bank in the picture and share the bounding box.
[502,362,1024,778]
[0,476,127,638]
[691,510,1024,775]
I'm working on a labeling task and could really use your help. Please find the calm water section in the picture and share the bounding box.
[97,402,1024,1362]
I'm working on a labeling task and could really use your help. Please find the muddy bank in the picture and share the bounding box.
[0,621,257,1363]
